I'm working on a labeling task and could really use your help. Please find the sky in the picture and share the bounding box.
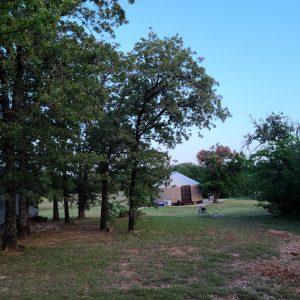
[113,0,300,164]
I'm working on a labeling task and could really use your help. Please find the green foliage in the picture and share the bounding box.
[244,112,295,148]
[0,0,135,247]
[252,138,300,216]
[125,31,230,148]
[133,148,171,207]
[197,144,244,200]
[246,113,300,216]
[1,2,230,236]
[108,200,128,219]
[114,31,230,229]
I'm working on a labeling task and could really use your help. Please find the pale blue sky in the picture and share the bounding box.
[114,0,300,163]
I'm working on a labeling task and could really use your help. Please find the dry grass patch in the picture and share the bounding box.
[159,245,195,257]
[228,230,300,297]
[250,232,300,282]
[22,219,114,247]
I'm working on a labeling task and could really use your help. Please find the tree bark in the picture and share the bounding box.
[64,199,70,224]
[2,126,18,250]
[100,162,110,230]
[1,46,25,250]
[18,138,31,239]
[25,200,30,234]
[53,196,60,221]
[77,166,86,219]
[17,195,29,239]
[78,198,85,219]
[128,167,137,231]
[3,191,17,250]
[63,171,70,224]
[213,190,221,203]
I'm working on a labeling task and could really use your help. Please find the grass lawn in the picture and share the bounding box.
[0,199,299,299]
[38,199,101,219]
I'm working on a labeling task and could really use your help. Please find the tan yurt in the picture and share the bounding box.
[156,171,203,206]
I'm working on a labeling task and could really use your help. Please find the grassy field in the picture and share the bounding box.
[38,199,101,219]
[0,199,299,299]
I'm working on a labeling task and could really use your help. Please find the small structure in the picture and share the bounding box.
[156,171,203,206]
[0,195,38,225]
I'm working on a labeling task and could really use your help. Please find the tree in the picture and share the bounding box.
[82,45,133,231]
[0,0,134,250]
[251,138,300,216]
[118,32,230,230]
[244,112,295,148]
[197,145,243,202]
[245,113,300,216]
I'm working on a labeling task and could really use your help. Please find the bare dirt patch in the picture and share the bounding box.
[159,245,195,257]
[126,248,140,255]
[252,259,299,281]
[30,223,59,233]
[269,229,292,238]
[229,230,300,293]
[226,230,300,300]
[112,260,141,290]
[22,219,113,247]
[211,295,239,300]
[250,232,300,282]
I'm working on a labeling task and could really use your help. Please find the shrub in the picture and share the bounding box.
[108,201,128,219]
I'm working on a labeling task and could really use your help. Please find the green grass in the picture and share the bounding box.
[38,199,101,219]
[0,199,299,299]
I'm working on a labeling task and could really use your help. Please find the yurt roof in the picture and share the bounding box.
[168,171,199,187]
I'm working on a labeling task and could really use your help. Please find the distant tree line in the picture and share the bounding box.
[173,113,300,216]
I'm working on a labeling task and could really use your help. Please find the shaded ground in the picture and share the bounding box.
[0,199,300,299]
[27,219,113,246]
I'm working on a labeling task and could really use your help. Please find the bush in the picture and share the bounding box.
[31,215,49,222]
[254,139,300,216]
[108,201,128,219]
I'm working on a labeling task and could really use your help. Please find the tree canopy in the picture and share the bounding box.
[197,144,243,202]
[245,113,300,216]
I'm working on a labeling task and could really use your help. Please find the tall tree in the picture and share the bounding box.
[197,145,243,202]
[118,32,230,230]
[245,113,300,216]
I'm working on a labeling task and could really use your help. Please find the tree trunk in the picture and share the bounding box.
[53,196,60,221]
[128,167,137,231]
[64,199,70,224]
[1,45,24,250]
[25,200,30,234]
[2,136,17,250]
[17,194,29,239]
[18,135,31,238]
[100,160,110,230]
[63,171,70,224]
[3,191,17,250]
[77,167,85,219]
[213,190,221,203]
[100,175,109,230]
[78,200,85,219]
